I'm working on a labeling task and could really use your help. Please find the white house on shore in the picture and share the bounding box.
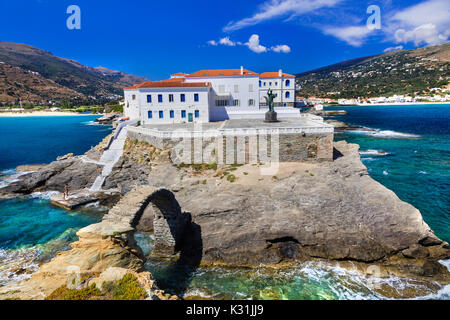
[124,67,297,124]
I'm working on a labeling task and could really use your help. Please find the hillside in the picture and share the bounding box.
[296,42,450,98]
[0,42,148,106]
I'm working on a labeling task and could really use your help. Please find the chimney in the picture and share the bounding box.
[241,66,244,75]
[279,69,282,77]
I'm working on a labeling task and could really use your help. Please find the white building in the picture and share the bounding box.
[259,71,295,107]
[124,67,298,124]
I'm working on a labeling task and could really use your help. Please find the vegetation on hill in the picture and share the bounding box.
[0,41,147,106]
[296,42,450,98]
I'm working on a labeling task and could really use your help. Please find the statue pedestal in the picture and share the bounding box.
[264,111,279,123]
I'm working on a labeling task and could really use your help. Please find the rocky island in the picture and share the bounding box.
[0,130,449,300]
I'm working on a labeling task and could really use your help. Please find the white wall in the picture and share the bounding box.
[137,87,210,125]
[124,89,141,120]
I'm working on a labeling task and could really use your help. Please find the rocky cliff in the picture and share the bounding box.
[1,137,449,298]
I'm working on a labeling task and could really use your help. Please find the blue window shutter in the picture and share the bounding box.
[195,110,199,118]
[194,94,199,102]
[159,111,163,118]
[170,110,174,118]
[158,94,163,103]
[148,111,152,118]
[181,110,186,118]
[181,94,185,102]
[147,95,152,103]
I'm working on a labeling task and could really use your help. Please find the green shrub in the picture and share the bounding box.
[45,284,102,300]
[102,274,147,300]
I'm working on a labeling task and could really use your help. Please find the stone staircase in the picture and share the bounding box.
[89,127,128,192]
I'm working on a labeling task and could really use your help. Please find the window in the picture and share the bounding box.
[234,85,239,93]
[285,91,291,98]
[275,82,278,86]
[194,93,199,102]
[147,110,152,118]
[233,99,240,106]
[259,81,261,87]
[158,94,163,103]
[286,80,291,87]
[269,82,272,86]
[264,82,266,86]
[249,99,255,106]
[181,110,186,118]
[170,110,174,118]
[132,94,136,100]
[195,110,199,118]
[180,94,185,102]
[169,94,174,102]
[215,100,229,107]
[147,95,152,103]
[159,111,164,118]
[249,84,254,92]
[218,85,225,94]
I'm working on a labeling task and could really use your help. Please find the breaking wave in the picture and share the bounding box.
[349,127,420,139]
[0,169,30,188]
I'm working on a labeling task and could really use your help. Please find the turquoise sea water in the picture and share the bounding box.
[0,116,110,286]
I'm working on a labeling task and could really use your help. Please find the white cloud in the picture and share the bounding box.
[245,34,268,53]
[322,25,373,47]
[207,34,291,53]
[383,45,403,53]
[394,23,448,46]
[390,0,449,28]
[219,36,236,46]
[223,0,343,32]
[271,44,291,53]
[389,0,450,46]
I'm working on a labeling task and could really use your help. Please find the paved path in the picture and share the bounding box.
[90,127,128,191]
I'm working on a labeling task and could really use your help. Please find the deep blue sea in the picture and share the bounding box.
[0,116,112,170]
[0,111,448,299]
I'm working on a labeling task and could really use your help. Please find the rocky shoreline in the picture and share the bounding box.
[0,132,449,299]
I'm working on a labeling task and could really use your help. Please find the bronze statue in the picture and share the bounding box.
[264,88,279,122]
[264,89,276,112]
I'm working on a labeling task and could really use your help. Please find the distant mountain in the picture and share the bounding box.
[0,41,148,106]
[296,42,450,98]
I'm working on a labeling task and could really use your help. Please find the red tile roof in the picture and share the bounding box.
[260,72,295,78]
[187,69,258,78]
[170,72,188,76]
[124,78,210,90]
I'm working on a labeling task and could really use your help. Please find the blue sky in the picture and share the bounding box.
[0,0,448,80]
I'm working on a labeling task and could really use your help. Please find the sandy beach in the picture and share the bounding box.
[0,111,102,117]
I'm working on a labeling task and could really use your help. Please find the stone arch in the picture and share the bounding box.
[130,188,189,254]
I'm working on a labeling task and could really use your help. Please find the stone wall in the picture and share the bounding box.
[127,127,334,165]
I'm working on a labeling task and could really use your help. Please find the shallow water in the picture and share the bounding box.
[0,116,110,287]
[0,194,103,286]
[135,232,450,300]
